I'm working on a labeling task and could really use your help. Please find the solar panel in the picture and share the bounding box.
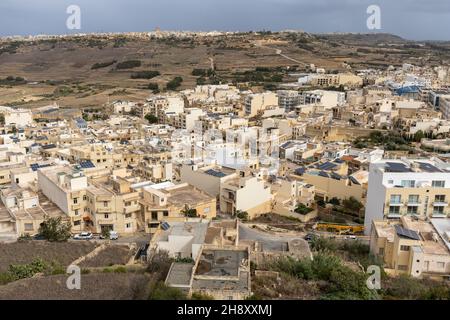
[318,171,329,178]
[349,176,361,185]
[385,162,411,173]
[205,169,226,178]
[417,162,442,173]
[330,173,341,180]
[79,161,95,169]
[395,225,420,241]
[318,162,337,171]
[30,163,52,171]
[160,222,171,231]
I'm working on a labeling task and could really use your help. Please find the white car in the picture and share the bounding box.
[73,232,93,240]
[344,235,357,240]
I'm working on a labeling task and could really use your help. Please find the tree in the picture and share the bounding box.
[38,217,72,242]
[294,204,313,215]
[147,82,159,93]
[182,205,197,218]
[236,210,249,221]
[329,197,340,206]
[342,197,363,214]
[414,130,425,142]
[166,77,183,90]
[145,114,158,124]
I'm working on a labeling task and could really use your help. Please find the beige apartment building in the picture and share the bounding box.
[38,165,141,234]
[365,159,450,235]
[370,216,449,279]
[244,92,278,117]
[141,183,217,233]
[85,177,142,234]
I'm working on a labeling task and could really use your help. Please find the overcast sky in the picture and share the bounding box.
[0,0,449,40]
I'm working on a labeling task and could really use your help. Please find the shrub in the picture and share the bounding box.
[131,71,160,79]
[145,114,158,124]
[148,281,187,300]
[116,60,141,69]
[236,210,249,221]
[295,204,314,215]
[91,60,117,70]
[166,77,183,90]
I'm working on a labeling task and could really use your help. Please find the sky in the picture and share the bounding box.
[0,0,449,40]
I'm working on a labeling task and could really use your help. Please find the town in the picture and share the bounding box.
[0,30,449,301]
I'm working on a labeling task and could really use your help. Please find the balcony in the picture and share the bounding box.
[406,201,421,206]
[388,202,403,207]
[96,207,112,213]
[124,205,141,214]
[432,202,448,207]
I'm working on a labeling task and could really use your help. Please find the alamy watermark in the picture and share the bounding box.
[66,5,81,30]
[366,265,381,290]
[367,5,381,30]
[66,265,81,290]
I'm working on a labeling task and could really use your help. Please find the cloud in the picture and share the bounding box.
[0,0,448,40]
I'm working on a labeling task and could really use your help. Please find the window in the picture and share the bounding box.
[397,265,408,271]
[424,261,429,271]
[389,206,400,214]
[74,209,79,216]
[151,212,158,220]
[125,201,131,207]
[24,223,33,231]
[126,223,132,229]
[437,262,445,269]
[407,206,418,215]
[103,201,108,207]
[73,198,78,204]
[408,195,419,204]
[435,195,446,203]
[104,214,109,219]
[432,180,445,188]
[388,180,394,185]
[163,211,169,217]
[401,180,415,188]
[400,245,409,251]
[74,220,81,226]
[390,195,401,204]
[83,195,87,201]
[378,248,385,255]
[433,206,444,215]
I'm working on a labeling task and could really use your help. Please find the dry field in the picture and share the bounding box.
[0,241,97,272]
[2,32,447,108]
[0,273,151,300]
[79,245,135,268]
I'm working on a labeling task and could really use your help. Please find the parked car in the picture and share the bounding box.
[304,233,316,242]
[109,231,119,240]
[99,231,119,240]
[32,234,46,241]
[344,235,357,240]
[73,232,93,240]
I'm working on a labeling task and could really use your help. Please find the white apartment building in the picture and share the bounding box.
[0,106,33,128]
[364,159,450,235]
[277,90,300,111]
[299,90,345,109]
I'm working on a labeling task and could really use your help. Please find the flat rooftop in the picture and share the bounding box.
[165,263,194,287]
[373,159,450,173]
[195,249,248,277]
[155,221,209,244]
